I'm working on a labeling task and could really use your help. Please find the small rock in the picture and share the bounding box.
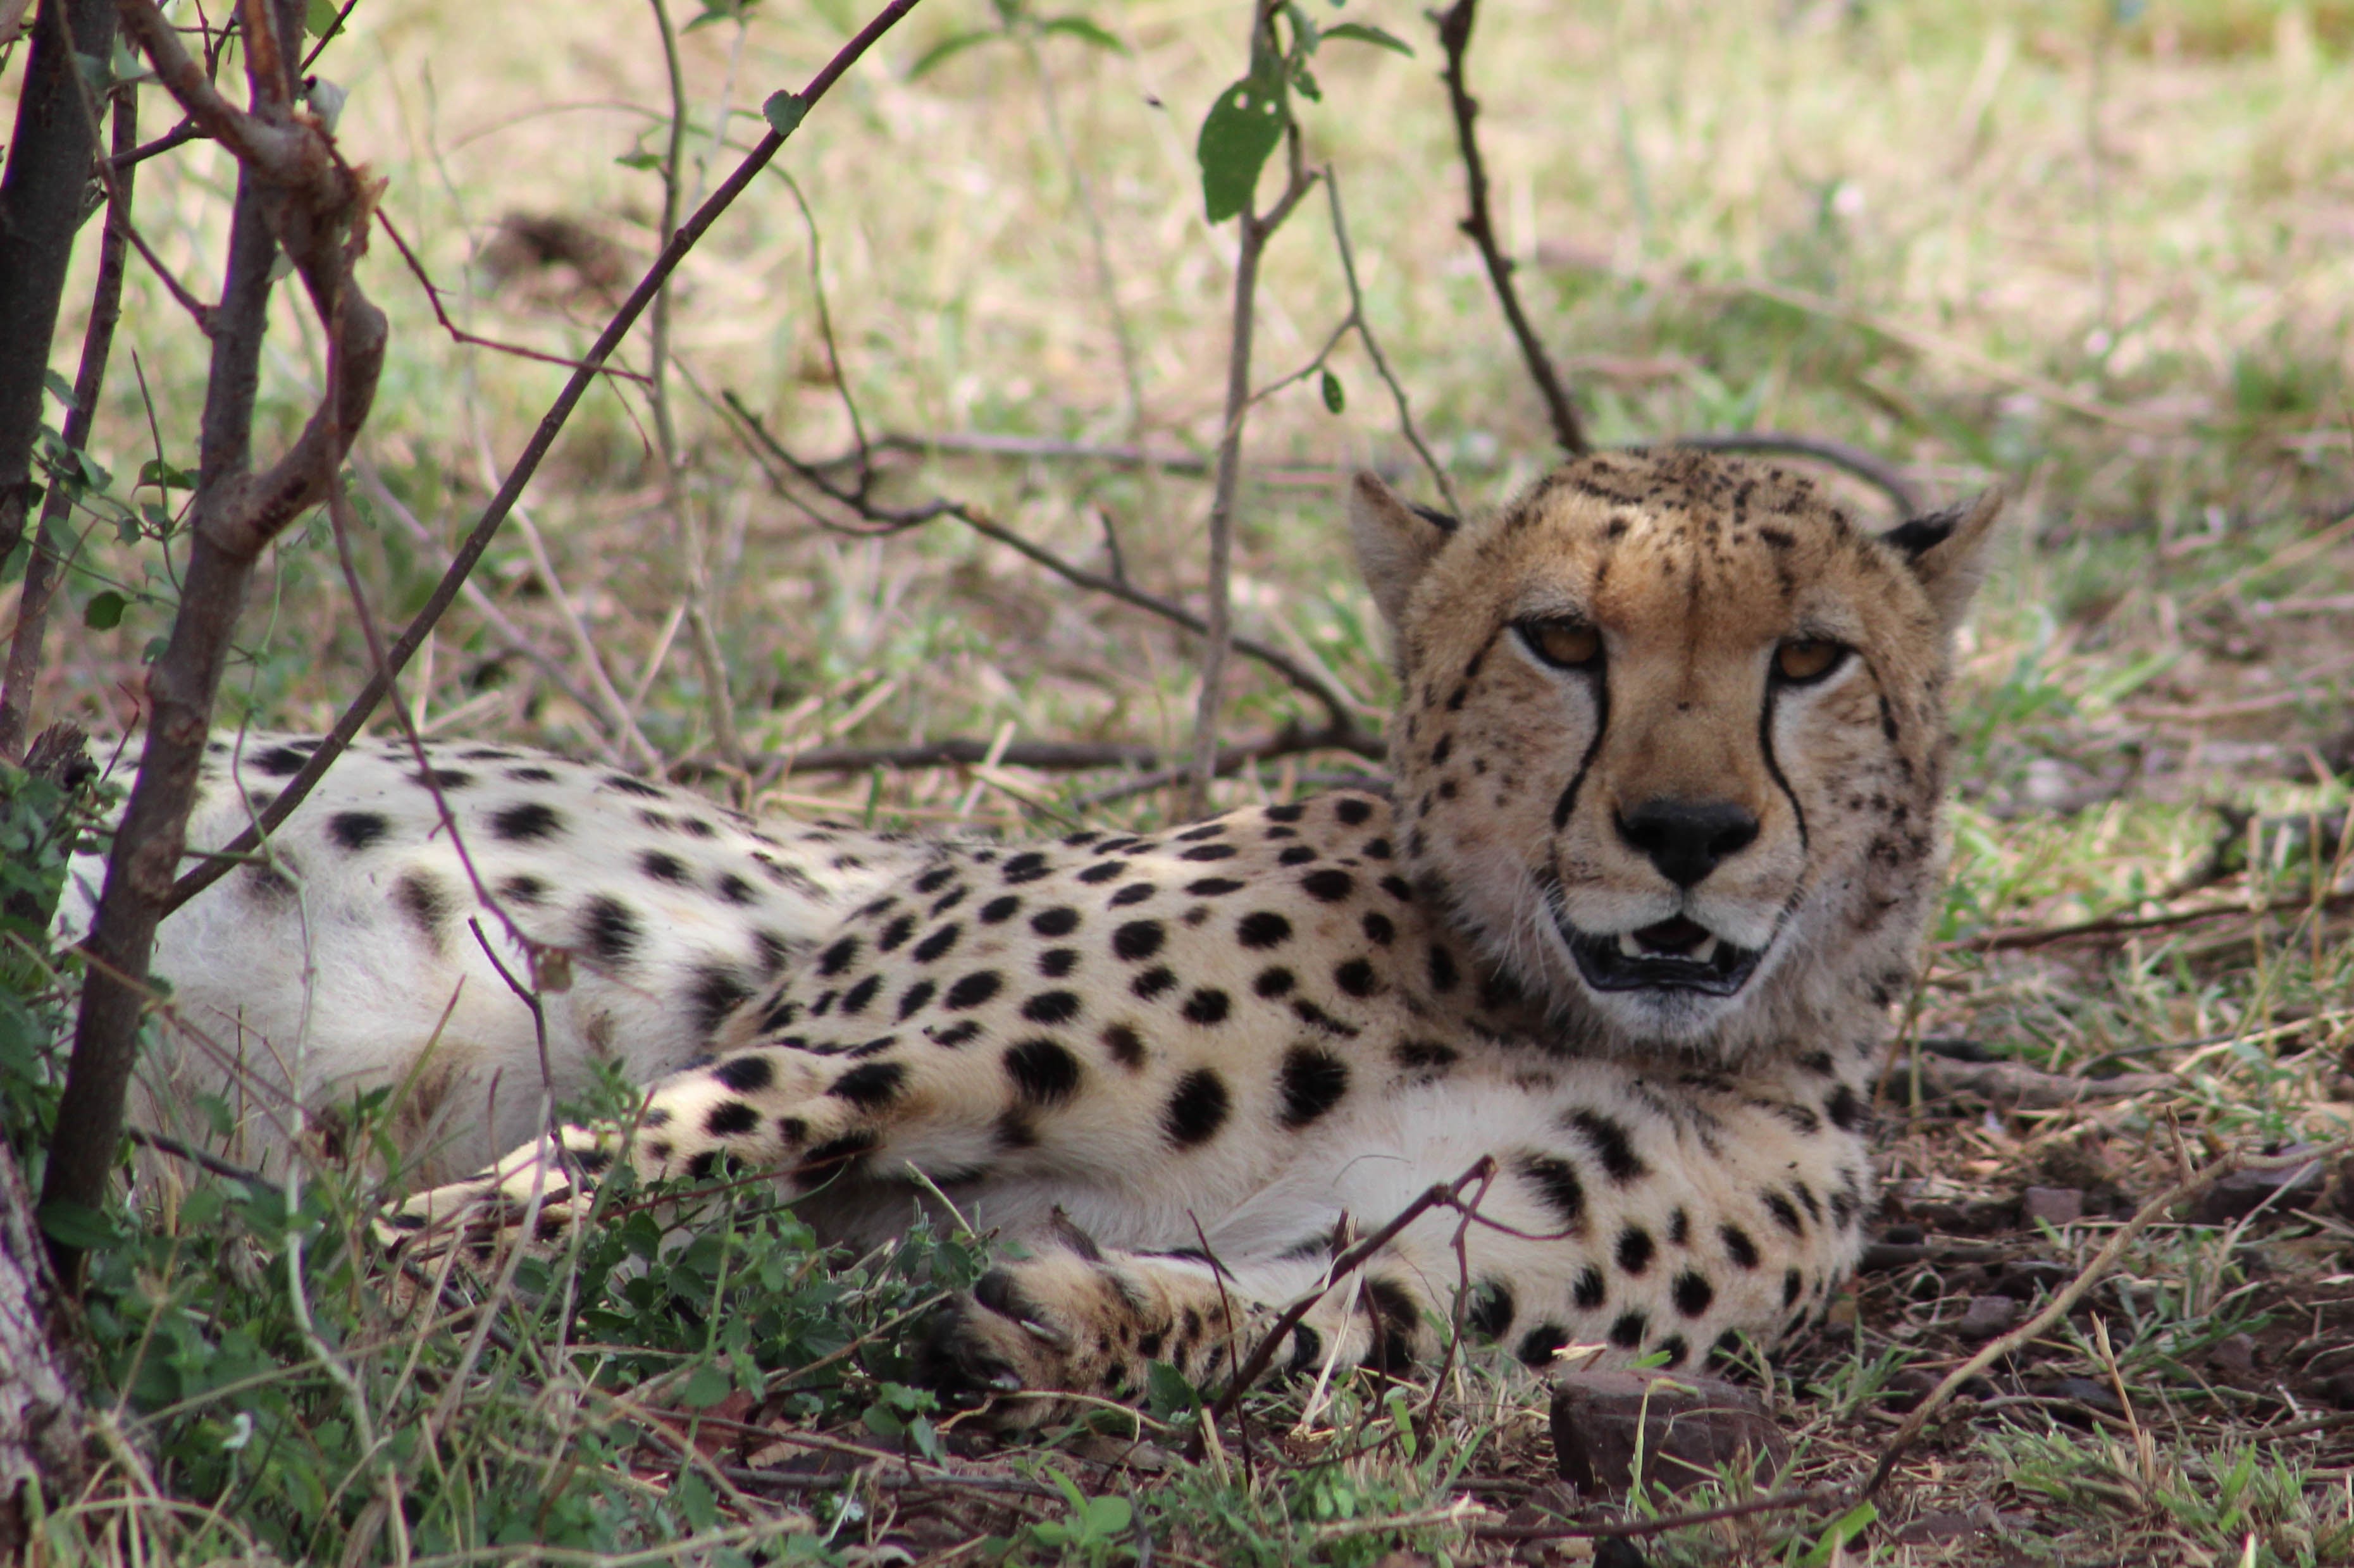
[2021,1186,2085,1227]
[1955,1294,2021,1341]
[1549,1370,1788,1497]
[1992,1259,2074,1302]
[2028,1376,2124,1421]
[2208,1333,2258,1378]
[2196,1147,2325,1225]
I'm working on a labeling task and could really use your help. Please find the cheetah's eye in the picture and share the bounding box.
[1773,639,1848,684]
[1517,619,1602,671]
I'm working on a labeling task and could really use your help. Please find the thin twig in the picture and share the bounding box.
[374,210,652,383]
[647,0,744,770]
[1206,1156,1496,1422]
[155,0,927,920]
[1324,170,1458,515]
[717,392,1372,749]
[1189,6,1320,818]
[1435,0,1587,456]
[1946,889,2354,954]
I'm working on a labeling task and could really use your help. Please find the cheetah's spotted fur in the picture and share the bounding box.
[63,450,2000,1425]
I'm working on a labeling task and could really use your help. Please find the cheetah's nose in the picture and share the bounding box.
[1614,798,1759,888]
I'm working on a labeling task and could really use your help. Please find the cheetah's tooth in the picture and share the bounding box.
[1693,935,1721,964]
[1618,932,1644,958]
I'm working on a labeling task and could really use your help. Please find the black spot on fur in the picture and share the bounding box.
[1394,1039,1456,1071]
[1617,1226,1655,1275]
[1782,1269,1804,1308]
[1110,882,1155,906]
[1182,988,1230,1025]
[585,898,643,965]
[395,872,453,948]
[912,924,962,963]
[327,811,390,851]
[604,773,664,799]
[817,936,861,976]
[1164,1070,1230,1146]
[1277,1046,1348,1127]
[500,873,547,906]
[1132,966,1177,1001]
[1672,1271,1714,1318]
[1005,1038,1082,1104]
[1254,966,1295,997]
[1427,944,1459,992]
[1301,868,1354,902]
[1518,1323,1568,1367]
[1720,1223,1760,1268]
[1608,1311,1648,1349]
[1236,911,1291,948]
[714,1054,774,1094]
[1333,958,1378,997]
[1001,851,1050,884]
[978,895,1020,923]
[895,979,937,1020]
[1031,906,1080,937]
[1466,1280,1515,1340]
[1574,1266,1606,1309]
[1101,1023,1146,1068]
[705,1101,759,1137]
[1517,1152,1586,1231]
[1264,803,1306,823]
[1077,860,1128,884]
[945,971,1003,1010]
[639,849,690,884]
[1277,845,1318,866]
[1113,920,1165,961]
[1568,1110,1649,1183]
[690,966,753,1037]
[1022,991,1081,1025]
[803,1130,879,1177]
[251,744,308,777]
[831,1060,907,1109]
[840,974,882,1015]
[1824,1083,1861,1131]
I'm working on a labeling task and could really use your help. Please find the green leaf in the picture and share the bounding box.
[1320,367,1346,414]
[614,148,662,171]
[1038,15,1126,52]
[83,591,127,631]
[1196,73,1286,223]
[306,0,343,37]
[1799,1501,1878,1568]
[39,1200,121,1251]
[139,458,195,490]
[906,30,998,80]
[762,90,808,139]
[1324,21,1414,54]
[1081,1494,1132,1536]
[42,370,75,407]
[679,1362,732,1407]
[1144,1359,1199,1418]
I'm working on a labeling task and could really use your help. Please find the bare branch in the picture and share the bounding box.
[1434,0,1588,457]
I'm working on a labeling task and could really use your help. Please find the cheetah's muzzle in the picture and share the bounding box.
[1563,913,1764,998]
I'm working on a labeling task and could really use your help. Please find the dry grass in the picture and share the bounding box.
[13,0,2354,1562]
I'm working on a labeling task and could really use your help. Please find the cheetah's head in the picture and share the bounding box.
[1353,448,1998,1058]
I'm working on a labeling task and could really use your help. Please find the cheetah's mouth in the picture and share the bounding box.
[1564,915,1763,997]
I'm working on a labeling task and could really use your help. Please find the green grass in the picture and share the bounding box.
[12,0,2354,1561]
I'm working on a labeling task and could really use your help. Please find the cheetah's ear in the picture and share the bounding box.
[1881,488,2002,633]
[1348,472,1456,631]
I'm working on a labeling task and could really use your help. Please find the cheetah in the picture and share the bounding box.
[63,448,1998,1425]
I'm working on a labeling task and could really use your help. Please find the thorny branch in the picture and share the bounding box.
[158,0,927,920]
